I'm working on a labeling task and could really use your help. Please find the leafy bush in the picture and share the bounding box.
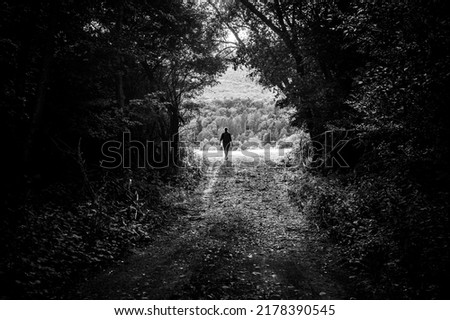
[1,164,203,298]
[241,138,261,150]
[232,141,242,151]
[209,137,220,147]
[276,140,293,149]
[240,141,256,150]
[289,170,450,299]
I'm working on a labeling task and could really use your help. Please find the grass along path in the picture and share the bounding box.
[71,155,348,299]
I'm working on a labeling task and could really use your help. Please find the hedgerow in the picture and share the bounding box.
[289,142,450,298]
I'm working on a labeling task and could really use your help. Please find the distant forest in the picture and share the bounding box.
[183,97,297,149]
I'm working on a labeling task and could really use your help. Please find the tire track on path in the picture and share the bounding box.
[70,157,348,299]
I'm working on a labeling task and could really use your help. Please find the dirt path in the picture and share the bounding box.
[71,155,348,299]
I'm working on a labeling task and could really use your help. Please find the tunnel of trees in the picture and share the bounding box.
[1,0,449,299]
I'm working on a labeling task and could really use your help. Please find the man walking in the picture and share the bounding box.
[219,127,232,160]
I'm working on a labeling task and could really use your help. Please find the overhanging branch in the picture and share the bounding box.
[207,0,246,48]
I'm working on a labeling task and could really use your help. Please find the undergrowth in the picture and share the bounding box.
[288,140,450,299]
[0,150,206,299]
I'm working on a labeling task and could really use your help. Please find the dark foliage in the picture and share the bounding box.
[232,0,450,298]
[1,0,450,300]
[0,0,224,298]
[289,162,450,298]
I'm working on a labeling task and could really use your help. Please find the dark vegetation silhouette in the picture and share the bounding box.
[1,0,449,299]
[226,0,450,299]
[0,0,227,298]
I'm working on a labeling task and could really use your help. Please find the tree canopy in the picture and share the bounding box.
[215,0,450,159]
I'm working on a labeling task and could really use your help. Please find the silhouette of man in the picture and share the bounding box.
[219,127,232,160]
